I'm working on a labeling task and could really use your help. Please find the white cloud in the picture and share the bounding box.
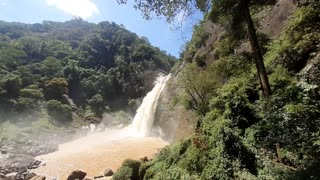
[46,0,99,19]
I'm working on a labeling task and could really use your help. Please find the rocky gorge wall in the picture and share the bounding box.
[154,63,197,143]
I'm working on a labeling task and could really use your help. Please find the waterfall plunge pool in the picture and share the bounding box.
[34,74,171,179]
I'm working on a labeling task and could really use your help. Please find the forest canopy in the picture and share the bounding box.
[0,19,176,122]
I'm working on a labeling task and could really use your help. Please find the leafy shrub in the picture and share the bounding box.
[15,88,44,112]
[113,159,141,180]
[177,63,220,116]
[88,94,105,117]
[212,55,252,80]
[194,54,207,68]
[254,82,320,168]
[113,166,133,180]
[265,2,320,72]
[44,78,68,101]
[47,100,72,122]
[209,75,260,130]
[15,97,35,112]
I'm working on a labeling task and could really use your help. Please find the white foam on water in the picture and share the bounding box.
[34,74,171,179]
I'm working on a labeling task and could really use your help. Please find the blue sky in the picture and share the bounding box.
[0,0,203,57]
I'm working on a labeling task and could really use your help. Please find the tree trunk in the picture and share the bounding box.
[242,0,272,96]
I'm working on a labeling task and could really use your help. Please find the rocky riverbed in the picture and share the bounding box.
[0,128,84,180]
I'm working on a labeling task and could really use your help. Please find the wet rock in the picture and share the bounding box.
[67,170,87,180]
[29,175,46,180]
[5,172,17,177]
[0,167,10,175]
[1,149,7,155]
[28,160,42,169]
[0,174,11,180]
[140,156,148,162]
[94,175,104,179]
[103,169,113,177]
[25,172,37,180]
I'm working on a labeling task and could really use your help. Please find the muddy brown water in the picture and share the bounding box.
[34,75,171,179]
[34,129,168,179]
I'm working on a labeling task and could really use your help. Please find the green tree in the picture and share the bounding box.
[42,56,62,77]
[19,88,43,102]
[44,78,68,100]
[47,100,72,122]
[208,0,273,96]
[17,66,34,86]
[0,74,22,98]
[15,97,35,112]
[88,94,106,117]
[177,63,218,117]
[0,45,27,70]
[118,0,272,96]
[19,36,43,59]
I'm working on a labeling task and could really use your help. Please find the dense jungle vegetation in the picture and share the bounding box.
[113,0,320,179]
[0,19,176,123]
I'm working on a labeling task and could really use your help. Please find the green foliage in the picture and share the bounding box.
[19,88,44,100]
[14,88,44,112]
[268,66,296,90]
[113,166,133,180]
[0,74,22,98]
[265,1,320,72]
[212,55,253,80]
[46,100,72,122]
[210,75,260,130]
[213,32,243,58]
[113,159,141,180]
[42,56,62,77]
[117,0,210,23]
[177,63,219,116]
[0,19,175,121]
[142,115,257,179]
[254,82,320,165]
[88,94,105,118]
[14,97,36,112]
[134,1,320,179]
[44,78,68,101]
[0,45,27,70]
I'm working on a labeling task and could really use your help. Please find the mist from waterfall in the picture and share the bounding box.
[34,74,171,178]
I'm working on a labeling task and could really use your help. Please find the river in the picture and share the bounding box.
[34,75,171,179]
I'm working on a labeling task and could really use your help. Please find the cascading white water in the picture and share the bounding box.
[131,74,171,137]
[34,74,171,179]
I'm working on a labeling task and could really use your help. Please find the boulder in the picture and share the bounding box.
[0,174,10,180]
[0,149,7,154]
[140,156,148,162]
[25,172,37,180]
[103,168,113,177]
[67,170,87,180]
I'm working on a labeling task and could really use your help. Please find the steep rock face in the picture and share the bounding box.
[237,0,296,53]
[190,0,296,65]
[258,0,296,37]
[154,64,197,143]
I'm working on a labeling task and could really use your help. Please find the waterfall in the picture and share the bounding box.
[130,74,171,137]
[35,74,171,178]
